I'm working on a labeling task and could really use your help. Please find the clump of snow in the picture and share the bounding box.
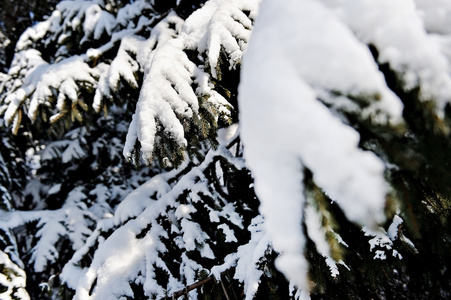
[182,0,260,78]
[239,0,399,290]
[218,224,238,242]
[415,0,451,34]
[333,0,451,111]
[364,226,403,260]
[81,4,114,43]
[387,214,404,240]
[31,217,67,272]
[290,283,312,300]
[181,219,215,258]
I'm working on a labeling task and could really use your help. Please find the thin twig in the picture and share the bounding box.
[169,268,235,299]
[219,276,231,300]
[170,276,214,299]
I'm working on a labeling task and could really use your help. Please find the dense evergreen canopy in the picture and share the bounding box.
[0,0,450,299]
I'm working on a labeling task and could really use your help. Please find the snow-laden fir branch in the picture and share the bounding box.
[0,0,158,134]
[0,186,98,274]
[1,0,259,168]
[60,129,269,299]
[239,0,451,291]
[124,0,261,166]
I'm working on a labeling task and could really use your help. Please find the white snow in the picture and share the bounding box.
[114,173,171,225]
[133,38,194,161]
[239,0,400,290]
[81,4,114,43]
[387,214,404,240]
[0,251,30,300]
[234,215,270,300]
[304,204,340,277]
[364,226,403,260]
[40,128,87,163]
[332,0,451,112]
[415,0,451,34]
[182,0,260,78]
[181,219,215,258]
[31,218,66,272]
[3,0,160,130]
[218,224,238,242]
[62,146,248,299]
[4,54,98,125]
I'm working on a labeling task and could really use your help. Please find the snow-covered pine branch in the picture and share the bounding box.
[240,0,451,292]
[0,0,158,136]
[0,106,156,297]
[124,0,260,167]
[61,131,273,299]
[1,0,259,168]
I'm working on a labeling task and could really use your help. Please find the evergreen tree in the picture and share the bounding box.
[0,0,450,299]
